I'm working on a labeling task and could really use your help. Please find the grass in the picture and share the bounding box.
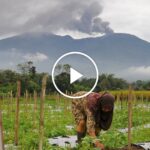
[0,93,150,149]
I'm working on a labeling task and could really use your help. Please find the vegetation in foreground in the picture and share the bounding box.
[0,93,150,149]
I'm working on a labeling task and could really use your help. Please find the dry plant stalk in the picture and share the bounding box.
[33,90,37,127]
[25,90,28,113]
[14,80,21,146]
[128,85,132,150]
[10,90,13,114]
[7,93,10,117]
[0,110,4,150]
[39,74,48,150]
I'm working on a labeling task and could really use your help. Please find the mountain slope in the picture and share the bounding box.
[0,33,150,80]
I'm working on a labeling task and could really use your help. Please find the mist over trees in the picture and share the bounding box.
[0,62,149,95]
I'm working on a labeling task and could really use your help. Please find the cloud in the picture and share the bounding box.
[0,0,150,41]
[0,49,49,69]
[23,52,48,62]
[127,66,150,76]
[0,0,113,38]
[117,66,150,81]
[102,0,150,41]
[0,49,50,72]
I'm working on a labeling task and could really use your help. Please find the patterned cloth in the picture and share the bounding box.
[71,91,102,134]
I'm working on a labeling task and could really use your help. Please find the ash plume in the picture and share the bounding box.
[72,1,114,34]
[0,0,114,37]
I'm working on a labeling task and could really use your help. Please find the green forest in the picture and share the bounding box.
[0,61,150,95]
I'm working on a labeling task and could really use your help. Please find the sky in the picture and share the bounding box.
[0,0,150,81]
[0,0,150,41]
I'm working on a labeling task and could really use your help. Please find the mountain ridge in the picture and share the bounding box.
[0,32,149,80]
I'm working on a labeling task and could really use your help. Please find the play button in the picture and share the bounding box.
[52,51,99,99]
[70,68,83,84]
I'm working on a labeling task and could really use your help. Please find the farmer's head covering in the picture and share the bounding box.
[95,92,115,130]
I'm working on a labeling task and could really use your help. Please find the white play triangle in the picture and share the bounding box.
[70,68,83,84]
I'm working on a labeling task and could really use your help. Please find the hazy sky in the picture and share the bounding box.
[0,0,150,81]
[0,0,150,41]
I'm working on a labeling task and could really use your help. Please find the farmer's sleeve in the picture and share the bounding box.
[85,107,96,134]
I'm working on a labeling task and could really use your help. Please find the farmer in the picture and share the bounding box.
[72,91,115,150]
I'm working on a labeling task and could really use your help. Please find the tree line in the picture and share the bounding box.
[0,62,149,95]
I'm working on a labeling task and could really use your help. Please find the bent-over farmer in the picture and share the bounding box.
[72,91,115,150]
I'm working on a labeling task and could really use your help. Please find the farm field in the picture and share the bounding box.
[0,91,150,150]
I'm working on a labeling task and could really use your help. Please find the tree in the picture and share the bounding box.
[63,64,70,74]
[29,66,36,78]
[17,61,36,75]
[55,64,71,75]
[55,72,74,93]
[55,64,62,74]
[27,80,40,93]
